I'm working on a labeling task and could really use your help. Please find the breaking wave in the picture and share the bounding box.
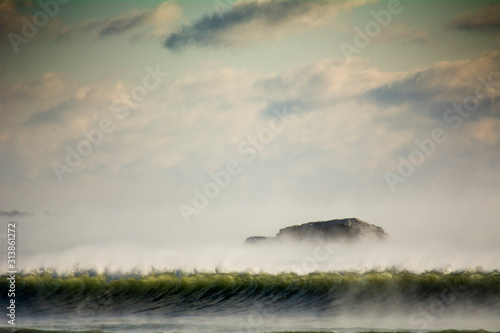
[2,269,499,318]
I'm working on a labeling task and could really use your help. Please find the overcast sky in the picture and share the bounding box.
[0,0,499,261]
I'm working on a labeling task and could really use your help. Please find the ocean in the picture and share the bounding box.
[1,269,499,333]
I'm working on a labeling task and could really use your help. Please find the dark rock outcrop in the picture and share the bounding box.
[245,218,388,244]
[245,236,271,244]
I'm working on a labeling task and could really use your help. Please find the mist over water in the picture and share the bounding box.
[13,236,500,274]
[7,192,499,275]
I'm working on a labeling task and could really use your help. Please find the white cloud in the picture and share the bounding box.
[446,3,500,33]
[466,116,500,147]
[1,52,499,201]
[256,56,404,103]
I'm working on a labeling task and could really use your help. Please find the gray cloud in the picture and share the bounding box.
[81,2,181,39]
[0,209,33,217]
[85,11,149,38]
[0,0,72,46]
[364,72,441,106]
[24,102,70,127]
[363,51,500,119]
[0,0,33,36]
[261,99,305,118]
[373,23,432,46]
[446,3,500,32]
[164,0,360,51]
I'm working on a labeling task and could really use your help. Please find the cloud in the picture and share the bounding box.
[2,52,499,205]
[373,22,432,45]
[0,0,71,44]
[364,51,500,112]
[446,3,500,32]
[164,0,365,51]
[83,1,181,39]
[255,56,403,110]
[24,102,72,127]
[0,0,180,46]
[466,116,500,147]
[0,72,136,180]
[0,209,33,217]
[9,72,66,99]
[248,53,500,186]
[0,72,72,128]
[7,52,496,184]
[0,0,36,36]
[96,14,145,37]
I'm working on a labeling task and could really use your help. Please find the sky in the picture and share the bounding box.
[0,0,499,269]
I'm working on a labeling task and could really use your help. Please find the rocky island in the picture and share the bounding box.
[245,218,389,244]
